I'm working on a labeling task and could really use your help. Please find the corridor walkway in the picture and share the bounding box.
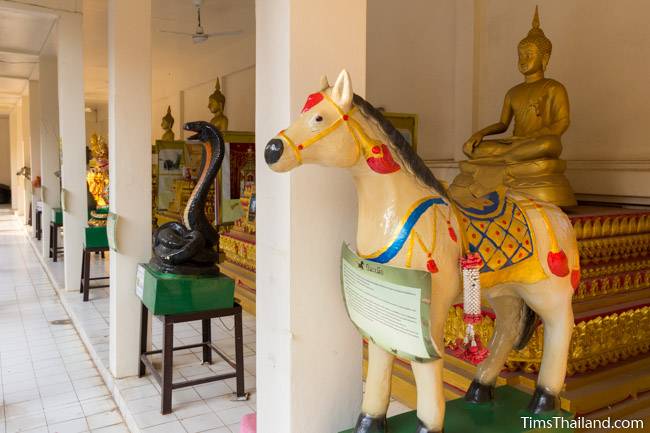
[0,207,129,433]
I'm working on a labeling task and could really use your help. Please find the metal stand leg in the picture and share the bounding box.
[80,248,86,293]
[202,319,212,365]
[82,249,91,302]
[138,303,148,378]
[161,317,174,415]
[48,224,53,258]
[234,307,246,398]
[52,225,58,262]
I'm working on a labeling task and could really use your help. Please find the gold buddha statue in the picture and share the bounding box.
[161,106,175,141]
[208,78,229,132]
[450,7,576,207]
[87,133,109,208]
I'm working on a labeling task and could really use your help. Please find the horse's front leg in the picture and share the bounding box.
[354,341,394,433]
[411,358,445,432]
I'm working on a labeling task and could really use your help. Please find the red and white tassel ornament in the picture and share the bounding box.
[452,253,489,364]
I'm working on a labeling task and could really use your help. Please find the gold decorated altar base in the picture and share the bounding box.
[218,185,257,315]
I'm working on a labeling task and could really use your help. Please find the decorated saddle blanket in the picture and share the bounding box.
[453,190,546,288]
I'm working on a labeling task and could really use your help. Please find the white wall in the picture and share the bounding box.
[85,103,109,144]
[151,1,255,141]
[0,117,10,186]
[366,0,456,161]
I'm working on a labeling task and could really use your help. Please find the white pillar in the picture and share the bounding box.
[57,12,88,290]
[21,93,32,226]
[108,0,152,378]
[29,80,42,229]
[39,56,60,257]
[9,105,19,212]
[256,1,366,432]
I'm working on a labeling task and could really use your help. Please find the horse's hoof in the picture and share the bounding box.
[354,413,386,433]
[415,418,442,433]
[464,379,494,403]
[527,386,558,413]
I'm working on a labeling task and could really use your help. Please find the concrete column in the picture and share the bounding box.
[9,105,19,212]
[256,1,366,431]
[29,80,42,229]
[57,12,87,291]
[108,0,152,378]
[39,56,60,258]
[21,93,32,225]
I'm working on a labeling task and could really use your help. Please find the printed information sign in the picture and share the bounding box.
[340,243,439,361]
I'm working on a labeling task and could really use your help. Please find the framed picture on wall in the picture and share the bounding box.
[383,112,418,152]
[216,131,255,225]
[155,140,185,211]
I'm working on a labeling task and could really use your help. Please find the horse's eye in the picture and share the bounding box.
[315,115,323,122]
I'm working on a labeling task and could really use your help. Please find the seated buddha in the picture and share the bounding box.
[161,106,175,141]
[208,78,229,132]
[450,7,576,207]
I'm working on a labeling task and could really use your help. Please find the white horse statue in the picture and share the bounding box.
[265,70,578,433]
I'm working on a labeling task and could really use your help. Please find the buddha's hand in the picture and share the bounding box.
[463,133,484,157]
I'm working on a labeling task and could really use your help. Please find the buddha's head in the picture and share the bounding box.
[161,106,174,131]
[517,6,552,76]
[208,78,226,115]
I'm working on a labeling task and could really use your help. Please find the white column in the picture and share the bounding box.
[256,1,366,432]
[57,12,88,290]
[9,105,19,212]
[39,56,60,258]
[108,0,152,378]
[29,80,42,229]
[21,93,32,226]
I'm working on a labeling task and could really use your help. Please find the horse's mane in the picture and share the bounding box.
[352,94,447,197]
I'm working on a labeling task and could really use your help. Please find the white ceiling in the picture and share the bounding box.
[0,4,57,114]
[0,0,255,112]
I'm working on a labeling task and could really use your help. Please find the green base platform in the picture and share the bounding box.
[52,208,63,225]
[136,263,235,315]
[85,226,108,248]
[340,386,573,433]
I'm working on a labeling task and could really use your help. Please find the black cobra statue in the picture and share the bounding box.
[150,121,224,276]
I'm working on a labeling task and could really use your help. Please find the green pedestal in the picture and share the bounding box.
[85,226,108,249]
[340,386,573,433]
[136,263,235,315]
[52,208,63,225]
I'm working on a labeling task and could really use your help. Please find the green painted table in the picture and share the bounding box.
[340,386,573,433]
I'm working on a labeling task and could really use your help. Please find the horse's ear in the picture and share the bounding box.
[331,69,353,111]
[319,75,330,90]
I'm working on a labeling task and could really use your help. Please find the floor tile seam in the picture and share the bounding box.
[23,227,133,432]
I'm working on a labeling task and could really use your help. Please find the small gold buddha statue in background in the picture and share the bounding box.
[208,78,229,132]
[450,6,576,207]
[161,106,175,141]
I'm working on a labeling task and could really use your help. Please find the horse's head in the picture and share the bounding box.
[265,70,364,172]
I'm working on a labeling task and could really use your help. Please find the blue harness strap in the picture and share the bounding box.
[367,197,446,264]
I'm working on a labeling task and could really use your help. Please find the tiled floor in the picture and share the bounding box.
[25,212,257,432]
[0,207,128,433]
[12,206,410,433]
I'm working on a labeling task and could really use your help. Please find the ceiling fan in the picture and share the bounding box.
[160,0,242,44]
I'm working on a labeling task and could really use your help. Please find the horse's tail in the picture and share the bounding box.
[514,301,538,350]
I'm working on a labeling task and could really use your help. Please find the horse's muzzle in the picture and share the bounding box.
[264,138,284,165]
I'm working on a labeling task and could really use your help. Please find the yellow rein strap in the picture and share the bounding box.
[281,93,369,164]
